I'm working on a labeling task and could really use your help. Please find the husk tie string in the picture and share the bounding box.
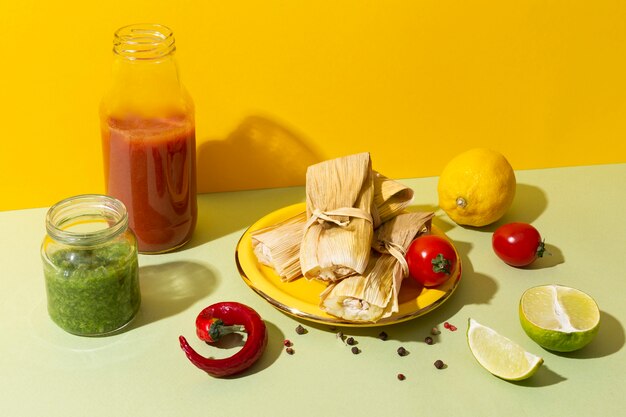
[305,207,373,230]
[382,240,409,278]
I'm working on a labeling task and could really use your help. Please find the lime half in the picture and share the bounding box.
[520,284,600,352]
[467,318,543,381]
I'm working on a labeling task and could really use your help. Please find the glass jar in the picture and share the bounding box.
[41,195,141,336]
[100,23,197,254]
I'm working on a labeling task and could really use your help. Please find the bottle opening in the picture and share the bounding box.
[113,23,176,60]
[46,194,129,246]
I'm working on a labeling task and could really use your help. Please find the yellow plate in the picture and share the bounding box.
[235,203,462,327]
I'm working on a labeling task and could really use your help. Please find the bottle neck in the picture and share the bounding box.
[105,24,189,119]
[111,23,180,81]
[46,195,129,247]
[113,23,176,60]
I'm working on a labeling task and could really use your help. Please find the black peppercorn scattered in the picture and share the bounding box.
[397,373,406,381]
[434,359,445,369]
[378,331,388,341]
[286,347,295,355]
[351,346,360,354]
[346,337,356,345]
[295,324,307,335]
[425,336,434,345]
[397,346,409,357]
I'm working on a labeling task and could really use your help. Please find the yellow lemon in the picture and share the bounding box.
[519,285,600,352]
[437,148,516,227]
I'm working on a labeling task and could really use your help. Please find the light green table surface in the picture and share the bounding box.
[1,164,625,417]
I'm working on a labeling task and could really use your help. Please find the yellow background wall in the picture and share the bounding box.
[2,1,626,211]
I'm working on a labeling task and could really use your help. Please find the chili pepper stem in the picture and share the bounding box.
[216,324,246,336]
[204,319,246,343]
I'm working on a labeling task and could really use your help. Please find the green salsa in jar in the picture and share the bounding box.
[41,195,141,336]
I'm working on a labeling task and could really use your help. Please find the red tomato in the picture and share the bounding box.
[492,222,546,267]
[406,235,458,287]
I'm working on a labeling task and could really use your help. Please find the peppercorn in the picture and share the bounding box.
[443,321,457,331]
[434,359,445,369]
[430,327,440,335]
[346,337,356,345]
[397,346,409,357]
[351,346,360,354]
[295,324,307,335]
[378,331,388,341]
[397,373,406,381]
[425,336,434,345]
[286,347,295,355]
[283,339,292,347]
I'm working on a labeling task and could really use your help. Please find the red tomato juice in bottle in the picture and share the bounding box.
[102,115,197,253]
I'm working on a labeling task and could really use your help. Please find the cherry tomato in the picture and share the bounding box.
[406,235,458,287]
[492,222,546,267]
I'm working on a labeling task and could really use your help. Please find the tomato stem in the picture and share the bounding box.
[431,253,451,275]
[537,239,549,258]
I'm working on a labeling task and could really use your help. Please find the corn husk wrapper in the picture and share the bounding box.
[373,171,414,226]
[300,153,376,282]
[251,212,307,282]
[251,172,414,282]
[320,211,434,322]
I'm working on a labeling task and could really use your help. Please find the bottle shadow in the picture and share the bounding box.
[185,114,323,246]
[196,114,322,193]
[127,261,218,330]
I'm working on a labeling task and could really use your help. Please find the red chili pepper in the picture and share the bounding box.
[179,302,268,378]
[195,317,245,343]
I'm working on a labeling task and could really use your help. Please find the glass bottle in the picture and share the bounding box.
[100,23,197,254]
[41,194,141,336]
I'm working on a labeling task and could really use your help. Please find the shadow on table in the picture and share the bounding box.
[512,365,567,387]
[524,243,565,269]
[128,261,218,330]
[228,320,285,379]
[463,183,549,234]
[550,310,624,359]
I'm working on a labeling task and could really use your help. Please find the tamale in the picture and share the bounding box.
[300,153,376,281]
[251,212,307,282]
[320,212,434,322]
[374,211,434,317]
[251,173,413,281]
[319,252,393,322]
[373,171,414,226]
